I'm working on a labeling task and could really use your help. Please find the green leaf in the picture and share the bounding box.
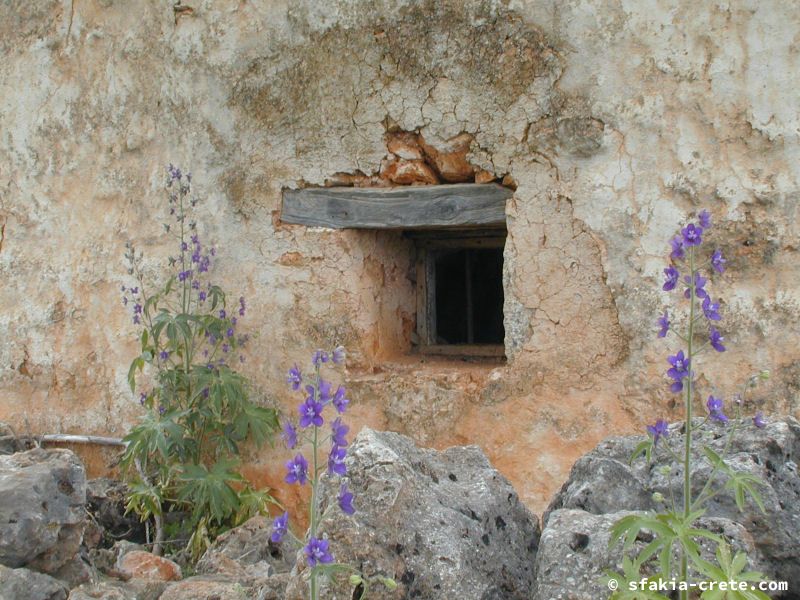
[629,440,653,465]
[696,541,772,600]
[127,356,144,392]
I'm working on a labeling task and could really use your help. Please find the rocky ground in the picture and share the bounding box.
[1,418,798,599]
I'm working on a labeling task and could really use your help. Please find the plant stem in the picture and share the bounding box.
[135,457,164,556]
[680,247,696,598]
[310,364,321,600]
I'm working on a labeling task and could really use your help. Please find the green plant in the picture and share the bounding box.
[271,349,397,599]
[120,165,279,556]
[605,210,772,599]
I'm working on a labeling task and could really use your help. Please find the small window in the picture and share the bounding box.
[409,230,506,358]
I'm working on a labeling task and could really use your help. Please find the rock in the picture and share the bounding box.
[379,158,439,185]
[89,540,144,579]
[196,516,294,581]
[0,422,19,455]
[284,428,540,600]
[252,572,290,600]
[51,555,94,588]
[546,417,800,584]
[501,173,517,189]
[324,171,371,187]
[159,576,249,600]
[0,448,86,573]
[419,132,475,182]
[474,168,497,183]
[386,132,424,160]
[117,551,182,582]
[68,583,132,600]
[0,564,69,600]
[68,580,166,600]
[532,509,771,600]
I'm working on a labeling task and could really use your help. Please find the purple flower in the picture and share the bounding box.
[139,392,147,406]
[702,296,722,321]
[304,537,333,567]
[270,512,288,543]
[219,310,226,319]
[298,397,324,428]
[198,291,207,302]
[287,365,302,391]
[318,379,333,403]
[698,209,711,229]
[159,351,170,360]
[328,445,348,476]
[331,417,349,446]
[646,419,669,447]
[683,273,708,299]
[133,315,141,325]
[133,303,143,314]
[285,454,308,485]
[222,343,229,353]
[667,350,690,393]
[670,236,685,260]
[130,287,139,295]
[706,396,728,424]
[332,345,346,364]
[753,411,767,429]
[282,420,298,449]
[338,483,355,515]
[663,266,679,292]
[178,270,192,282]
[711,249,726,274]
[158,405,166,415]
[167,164,182,181]
[239,296,246,317]
[226,328,234,338]
[181,242,188,251]
[709,327,726,352]
[657,311,669,338]
[333,385,349,414]
[312,350,329,366]
[681,223,703,247]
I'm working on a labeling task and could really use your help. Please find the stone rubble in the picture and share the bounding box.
[284,428,541,600]
[0,448,86,574]
[544,417,800,588]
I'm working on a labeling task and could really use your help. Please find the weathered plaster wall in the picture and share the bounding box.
[1,0,799,513]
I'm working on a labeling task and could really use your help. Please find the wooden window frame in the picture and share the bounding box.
[408,229,507,359]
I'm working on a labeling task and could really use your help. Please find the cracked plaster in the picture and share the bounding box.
[1,0,799,512]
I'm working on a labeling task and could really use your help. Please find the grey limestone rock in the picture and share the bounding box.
[533,509,771,600]
[0,448,86,574]
[545,417,800,586]
[0,564,69,600]
[285,428,541,600]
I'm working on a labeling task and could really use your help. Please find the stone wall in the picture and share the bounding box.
[1,0,798,512]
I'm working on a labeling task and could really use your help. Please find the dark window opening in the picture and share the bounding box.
[434,248,505,344]
[408,229,506,358]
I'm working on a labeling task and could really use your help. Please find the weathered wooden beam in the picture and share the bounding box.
[281,183,511,229]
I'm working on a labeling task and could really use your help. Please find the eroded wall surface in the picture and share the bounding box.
[1,0,798,512]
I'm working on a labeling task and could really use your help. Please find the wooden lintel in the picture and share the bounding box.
[281,183,511,229]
